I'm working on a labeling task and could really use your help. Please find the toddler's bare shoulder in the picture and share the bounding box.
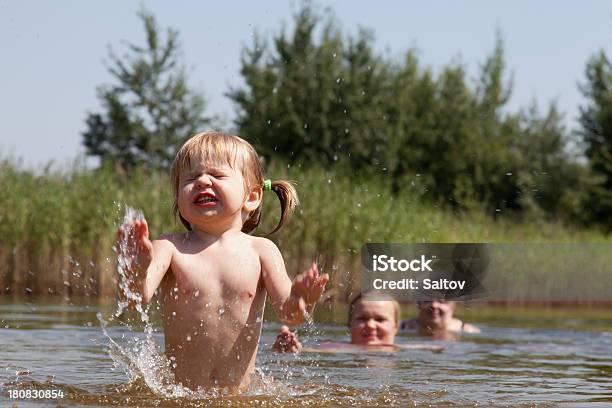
[153,233,185,249]
[250,236,281,256]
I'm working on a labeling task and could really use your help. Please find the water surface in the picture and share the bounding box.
[1,299,611,407]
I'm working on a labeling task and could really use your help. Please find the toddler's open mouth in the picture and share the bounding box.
[193,192,218,205]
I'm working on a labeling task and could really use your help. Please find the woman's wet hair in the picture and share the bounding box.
[170,131,298,234]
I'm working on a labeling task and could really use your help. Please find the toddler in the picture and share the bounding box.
[118,131,328,392]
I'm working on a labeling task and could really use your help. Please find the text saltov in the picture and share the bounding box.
[372,278,466,290]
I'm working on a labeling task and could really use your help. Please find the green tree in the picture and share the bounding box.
[231,6,343,163]
[231,3,583,223]
[382,51,437,192]
[511,103,588,220]
[82,9,211,172]
[469,35,518,213]
[229,5,388,170]
[578,50,612,229]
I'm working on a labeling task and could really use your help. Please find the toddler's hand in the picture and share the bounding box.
[291,263,329,316]
[272,325,302,353]
[116,218,153,279]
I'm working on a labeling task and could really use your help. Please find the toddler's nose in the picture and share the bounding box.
[195,173,213,188]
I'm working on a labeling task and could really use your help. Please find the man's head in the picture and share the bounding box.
[416,300,456,329]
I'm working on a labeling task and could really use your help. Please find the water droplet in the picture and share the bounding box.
[172,311,177,316]
[506,172,513,176]
[186,335,192,341]
[219,307,225,315]
[303,123,308,129]
[332,52,337,58]
[336,77,342,83]
[246,335,252,341]
[194,290,200,298]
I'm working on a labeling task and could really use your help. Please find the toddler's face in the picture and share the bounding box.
[177,159,250,229]
[350,300,398,345]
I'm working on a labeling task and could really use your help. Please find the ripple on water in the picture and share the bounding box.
[2,227,612,405]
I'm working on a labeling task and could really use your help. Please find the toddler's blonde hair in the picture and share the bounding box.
[170,131,298,234]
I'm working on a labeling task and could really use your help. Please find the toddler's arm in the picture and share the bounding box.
[117,219,173,306]
[257,238,328,325]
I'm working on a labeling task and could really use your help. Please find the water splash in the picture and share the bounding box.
[97,312,193,398]
[113,206,146,323]
[97,205,195,398]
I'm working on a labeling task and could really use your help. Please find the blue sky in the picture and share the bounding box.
[1,1,611,167]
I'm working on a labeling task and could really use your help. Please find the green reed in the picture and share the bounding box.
[0,158,608,300]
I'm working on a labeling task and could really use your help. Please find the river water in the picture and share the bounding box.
[0,299,611,407]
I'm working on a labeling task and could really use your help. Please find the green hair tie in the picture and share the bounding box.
[263,179,272,191]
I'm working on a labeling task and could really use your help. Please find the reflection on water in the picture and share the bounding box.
[1,300,611,407]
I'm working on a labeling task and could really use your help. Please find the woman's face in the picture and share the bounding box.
[350,300,398,345]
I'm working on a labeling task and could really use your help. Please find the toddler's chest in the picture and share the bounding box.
[167,247,261,298]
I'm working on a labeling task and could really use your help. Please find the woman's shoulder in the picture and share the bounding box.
[460,321,481,333]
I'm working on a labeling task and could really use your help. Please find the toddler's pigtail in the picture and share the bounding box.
[267,180,299,235]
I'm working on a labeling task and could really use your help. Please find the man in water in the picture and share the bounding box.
[400,300,480,339]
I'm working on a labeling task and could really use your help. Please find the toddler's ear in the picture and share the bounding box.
[244,185,263,212]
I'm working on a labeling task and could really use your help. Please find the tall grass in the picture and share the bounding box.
[0,158,608,300]
[0,159,175,298]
